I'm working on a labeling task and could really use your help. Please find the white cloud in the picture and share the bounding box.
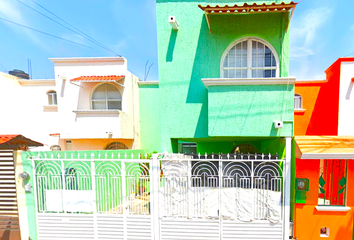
[290,7,331,59]
[290,6,332,79]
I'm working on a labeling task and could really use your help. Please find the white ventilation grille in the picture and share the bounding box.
[160,219,220,240]
[0,150,20,237]
[222,221,283,239]
[37,214,95,240]
[127,216,152,240]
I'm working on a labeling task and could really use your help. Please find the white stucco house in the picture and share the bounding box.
[0,57,140,151]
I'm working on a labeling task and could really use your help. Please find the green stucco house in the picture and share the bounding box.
[139,1,297,239]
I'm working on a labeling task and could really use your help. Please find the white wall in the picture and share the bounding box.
[0,57,141,151]
[0,73,60,150]
[338,61,354,135]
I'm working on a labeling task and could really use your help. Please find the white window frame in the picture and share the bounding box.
[294,93,303,110]
[220,37,280,78]
[47,90,57,105]
[91,83,122,110]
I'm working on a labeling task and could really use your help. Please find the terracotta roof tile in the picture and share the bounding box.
[49,133,60,137]
[70,75,125,82]
[198,2,297,14]
[0,135,20,145]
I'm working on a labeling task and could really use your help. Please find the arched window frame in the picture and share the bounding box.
[220,37,280,79]
[294,93,303,110]
[104,142,129,150]
[90,83,122,110]
[47,90,57,105]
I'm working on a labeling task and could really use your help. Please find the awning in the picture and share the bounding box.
[198,2,298,33]
[0,135,43,149]
[70,75,125,83]
[295,136,354,159]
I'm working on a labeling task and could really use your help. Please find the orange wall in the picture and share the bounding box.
[295,159,354,239]
[59,138,134,150]
[294,85,321,135]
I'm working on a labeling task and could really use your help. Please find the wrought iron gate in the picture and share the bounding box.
[32,151,289,240]
[158,153,285,240]
[32,152,153,240]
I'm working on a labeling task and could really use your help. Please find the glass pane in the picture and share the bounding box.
[241,69,247,78]
[106,84,121,100]
[257,42,264,67]
[92,101,106,109]
[271,55,276,67]
[223,70,228,78]
[264,69,271,78]
[229,69,236,78]
[294,96,301,109]
[53,94,57,105]
[241,41,247,67]
[48,95,53,105]
[265,47,271,67]
[235,44,240,67]
[223,54,229,67]
[92,85,106,100]
[236,69,241,78]
[252,41,257,67]
[108,101,121,110]
[271,69,276,77]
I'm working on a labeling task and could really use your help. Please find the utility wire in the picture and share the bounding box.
[0,17,93,49]
[0,62,7,72]
[23,0,121,56]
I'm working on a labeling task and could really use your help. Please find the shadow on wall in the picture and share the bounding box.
[185,13,288,138]
[166,29,177,62]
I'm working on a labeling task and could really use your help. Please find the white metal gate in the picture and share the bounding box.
[158,153,285,240]
[32,151,289,240]
[32,152,153,240]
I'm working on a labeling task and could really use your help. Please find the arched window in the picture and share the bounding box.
[294,94,302,109]
[47,91,57,105]
[104,142,129,150]
[92,83,122,110]
[231,144,258,154]
[221,38,279,78]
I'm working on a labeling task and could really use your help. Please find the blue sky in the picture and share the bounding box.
[0,0,353,80]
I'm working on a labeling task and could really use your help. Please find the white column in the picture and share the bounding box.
[152,154,160,240]
[283,137,292,240]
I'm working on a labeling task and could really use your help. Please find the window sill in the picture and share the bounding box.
[315,206,350,212]
[43,105,58,112]
[294,109,306,114]
[73,109,122,115]
[201,77,296,88]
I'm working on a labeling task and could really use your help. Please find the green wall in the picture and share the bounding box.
[208,84,294,137]
[144,0,292,152]
[139,84,161,152]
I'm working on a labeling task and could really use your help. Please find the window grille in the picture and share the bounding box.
[318,159,347,206]
[222,38,278,78]
[47,91,57,105]
[294,94,302,109]
[92,83,122,110]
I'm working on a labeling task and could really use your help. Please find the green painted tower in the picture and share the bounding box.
[140,0,296,156]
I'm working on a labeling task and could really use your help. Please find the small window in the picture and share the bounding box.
[47,91,57,105]
[104,142,129,150]
[231,144,258,154]
[181,143,197,154]
[50,145,61,151]
[294,94,302,110]
[221,38,278,78]
[92,83,122,110]
[318,159,347,206]
[65,140,72,151]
